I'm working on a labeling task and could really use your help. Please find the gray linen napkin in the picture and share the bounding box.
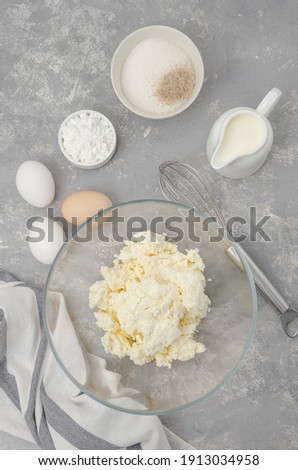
[1,272,190,449]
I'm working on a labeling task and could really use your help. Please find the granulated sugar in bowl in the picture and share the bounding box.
[121,37,195,115]
[111,26,204,119]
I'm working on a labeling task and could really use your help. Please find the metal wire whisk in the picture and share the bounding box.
[159,160,298,338]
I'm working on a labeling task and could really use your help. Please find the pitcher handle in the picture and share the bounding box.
[256,88,282,117]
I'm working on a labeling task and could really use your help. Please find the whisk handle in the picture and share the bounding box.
[237,246,290,314]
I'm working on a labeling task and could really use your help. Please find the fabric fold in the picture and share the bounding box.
[0,274,178,450]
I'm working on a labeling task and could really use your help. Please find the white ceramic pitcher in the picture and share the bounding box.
[206,88,282,179]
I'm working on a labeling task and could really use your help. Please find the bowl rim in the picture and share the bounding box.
[111,25,205,120]
[43,198,257,416]
[58,109,117,169]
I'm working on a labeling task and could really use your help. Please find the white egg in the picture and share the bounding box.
[27,217,65,265]
[16,160,55,208]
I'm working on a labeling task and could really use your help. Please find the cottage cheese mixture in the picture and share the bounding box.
[89,232,210,368]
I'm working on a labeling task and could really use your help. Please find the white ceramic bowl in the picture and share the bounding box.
[58,110,117,169]
[111,25,204,119]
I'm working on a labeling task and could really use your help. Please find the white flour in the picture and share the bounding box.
[61,112,115,164]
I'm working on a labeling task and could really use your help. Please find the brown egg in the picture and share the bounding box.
[61,190,112,226]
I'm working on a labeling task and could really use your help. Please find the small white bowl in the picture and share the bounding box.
[111,25,204,119]
[58,110,117,169]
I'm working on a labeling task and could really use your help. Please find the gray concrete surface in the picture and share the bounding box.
[1,0,298,449]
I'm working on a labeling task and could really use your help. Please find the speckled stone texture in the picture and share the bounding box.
[1,0,297,450]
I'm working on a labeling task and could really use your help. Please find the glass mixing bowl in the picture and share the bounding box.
[44,200,257,415]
